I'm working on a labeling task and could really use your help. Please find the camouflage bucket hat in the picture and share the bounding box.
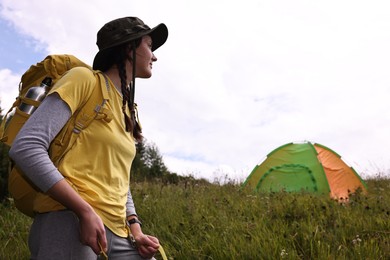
[93,17,168,70]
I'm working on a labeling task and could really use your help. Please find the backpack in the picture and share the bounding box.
[0,54,112,217]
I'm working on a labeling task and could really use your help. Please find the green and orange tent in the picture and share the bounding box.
[242,141,367,199]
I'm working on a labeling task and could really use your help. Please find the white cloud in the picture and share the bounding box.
[1,0,389,181]
[0,68,19,112]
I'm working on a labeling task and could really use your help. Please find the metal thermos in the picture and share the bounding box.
[18,77,52,115]
[3,107,15,130]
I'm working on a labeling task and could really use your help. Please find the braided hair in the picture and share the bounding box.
[99,39,143,142]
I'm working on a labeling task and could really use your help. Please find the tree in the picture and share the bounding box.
[131,140,170,182]
[143,142,169,178]
[131,141,147,181]
[0,106,10,201]
[0,142,9,202]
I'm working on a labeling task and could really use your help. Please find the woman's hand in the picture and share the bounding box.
[128,218,160,258]
[78,209,107,255]
[47,179,107,254]
[134,234,160,259]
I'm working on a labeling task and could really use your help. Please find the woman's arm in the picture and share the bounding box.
[9,93,107,254]
[126,187,160,258]
[9,94,69,191]
[126,187,137,217]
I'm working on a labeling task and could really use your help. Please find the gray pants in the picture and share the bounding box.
[29,210,154,260]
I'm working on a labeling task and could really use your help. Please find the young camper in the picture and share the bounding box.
[9,17,168,259]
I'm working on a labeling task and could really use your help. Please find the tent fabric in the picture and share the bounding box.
[314,144,367,199]
[243,141,367,199]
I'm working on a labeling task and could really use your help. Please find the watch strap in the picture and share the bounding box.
[127,218,142,227]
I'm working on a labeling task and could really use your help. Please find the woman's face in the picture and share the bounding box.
[134,35,157,78]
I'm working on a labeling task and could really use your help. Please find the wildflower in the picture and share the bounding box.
[280,249,288,258]
[352,235,362,245]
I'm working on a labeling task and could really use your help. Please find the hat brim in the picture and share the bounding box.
[93,23,168,70]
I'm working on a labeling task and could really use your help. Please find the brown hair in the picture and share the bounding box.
[100,39,143,142]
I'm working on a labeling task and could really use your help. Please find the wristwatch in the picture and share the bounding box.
[127,218,142,227]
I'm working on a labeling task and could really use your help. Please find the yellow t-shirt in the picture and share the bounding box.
[51,67,135,237]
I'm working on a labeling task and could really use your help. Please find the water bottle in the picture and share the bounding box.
[3,107,16,130]
[18,77,52,115]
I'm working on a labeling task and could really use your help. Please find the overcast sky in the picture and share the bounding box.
[0,0,389,181]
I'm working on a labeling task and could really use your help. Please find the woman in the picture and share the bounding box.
[9,17,168,259]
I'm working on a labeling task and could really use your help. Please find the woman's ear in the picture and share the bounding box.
[126,43,137,63]
[126,45,133,57]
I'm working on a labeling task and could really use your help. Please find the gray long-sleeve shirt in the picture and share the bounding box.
[9,93,137,216]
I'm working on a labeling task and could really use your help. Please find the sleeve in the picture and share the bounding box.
[126,187,138,217]
[49,67,96,114]
[9,94,71,192]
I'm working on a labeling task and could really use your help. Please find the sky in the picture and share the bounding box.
[0,0,389,181]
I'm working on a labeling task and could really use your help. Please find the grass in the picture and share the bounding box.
[0,176,389,259]
[0,200,31,259]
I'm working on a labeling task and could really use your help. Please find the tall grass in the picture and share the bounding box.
[1,177,389,259]
[0,200,31,259]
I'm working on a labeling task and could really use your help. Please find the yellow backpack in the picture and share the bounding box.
[0,54,112,217]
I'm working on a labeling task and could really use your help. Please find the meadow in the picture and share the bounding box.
[0,176,389,259]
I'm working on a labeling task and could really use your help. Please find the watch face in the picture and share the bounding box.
[128,218,142,226]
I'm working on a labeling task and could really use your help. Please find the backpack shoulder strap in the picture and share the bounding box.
[72,71,112,133]
[49,71,112,166]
